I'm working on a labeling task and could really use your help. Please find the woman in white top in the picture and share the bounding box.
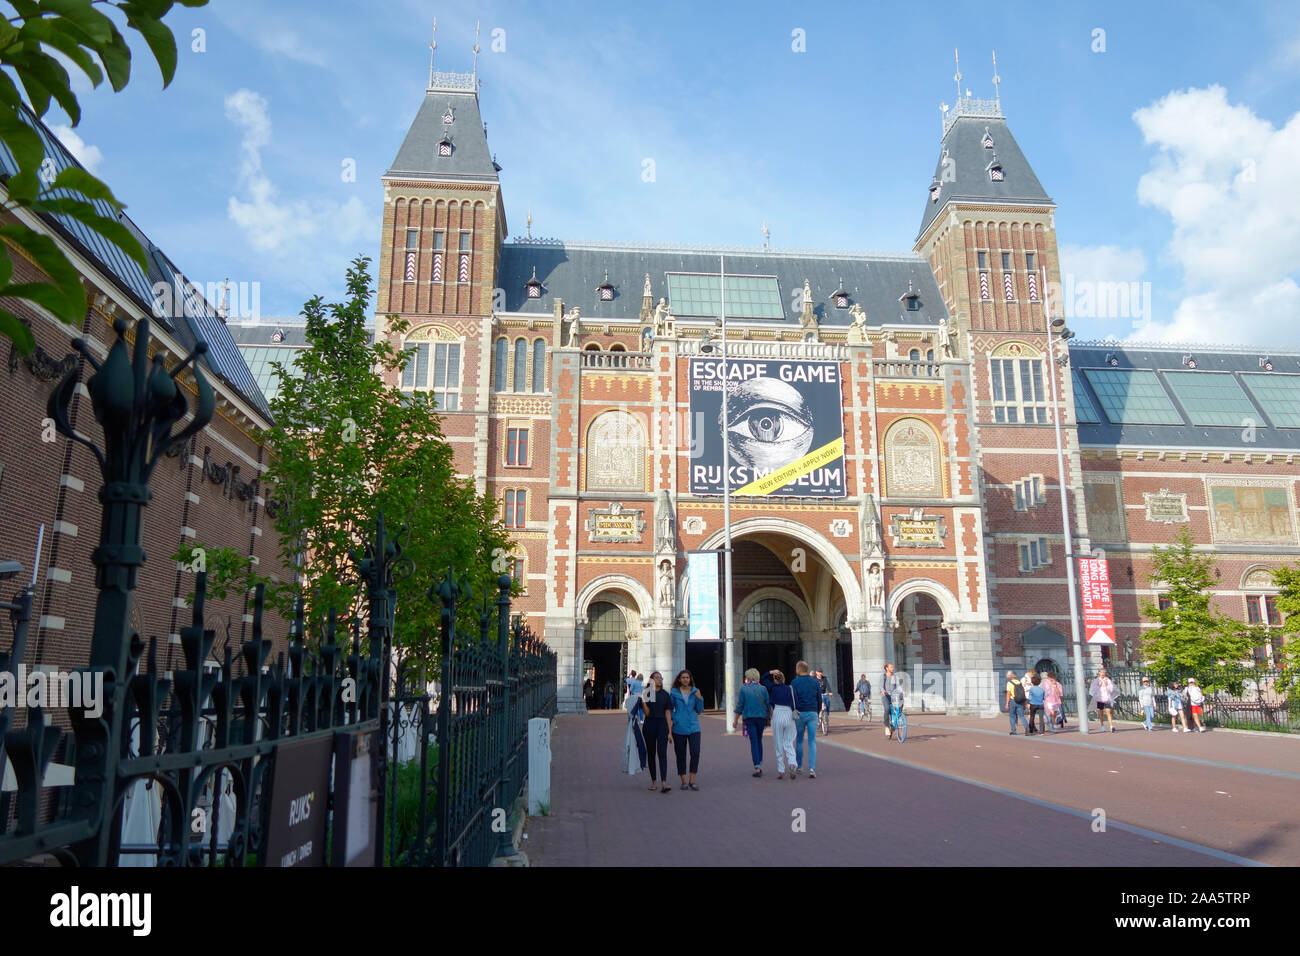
[1089,668,1117,733]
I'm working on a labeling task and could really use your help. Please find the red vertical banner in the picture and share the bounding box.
[1078,557,1116,644]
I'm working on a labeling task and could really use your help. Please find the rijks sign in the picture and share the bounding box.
[1077,557,1116,645]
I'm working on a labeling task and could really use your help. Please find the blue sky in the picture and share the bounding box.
[48,0,1300,346]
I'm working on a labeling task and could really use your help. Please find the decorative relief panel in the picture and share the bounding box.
[1206,479,1296,545]
[585,411,645,491]
[1083,475,1127,543]
[889,508,947,548]
[490,396,551,416]
[830,519,851,538]
[1143,488,1188,524]
[883,418,942,498]
[1242,567,1276,590]
[683,516,706,535]
[585,502,646,543]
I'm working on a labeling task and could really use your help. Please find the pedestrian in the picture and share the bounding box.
[583,676,595,711]
[1089,668,1117,733]
[670,669,705,790]
[1005,670,1029,735]
[626,670,644,698]
[732,668,771,777]
[1186,678,1207,733]
[603,681,615,710]
[816,668,833,733]
[1137,676,1156,731]
[640,672,672,792]
[1027,672,1048,735]
[882,662,905,739]
[1167,680,1188,733]
[623,684,647,774]
[790,661,821,777]
[766,670,798,779]
[855,673,872,718]
[1042,671,1063,730]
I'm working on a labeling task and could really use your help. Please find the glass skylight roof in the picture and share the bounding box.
[1081,368,1184,425]
[238,345,305,401]
[1072,370,1100,424]
[665,273,784,319]
[1240,373,1300,428]
[1162,371,1260,427]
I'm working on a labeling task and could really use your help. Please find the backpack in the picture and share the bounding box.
[1012,679,1026,705]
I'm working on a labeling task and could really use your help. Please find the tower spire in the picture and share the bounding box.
[992,50,1001,109]
[427,18,437,90]
[472,19,481,85]
[953,47,962,104]
[761,220,770,250]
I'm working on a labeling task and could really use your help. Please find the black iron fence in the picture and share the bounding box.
[0,317,556,867]
[1056,665,1298,732]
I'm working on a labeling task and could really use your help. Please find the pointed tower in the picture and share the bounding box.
[375,30,508,489]
[913,54,1091,677]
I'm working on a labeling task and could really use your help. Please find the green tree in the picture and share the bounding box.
[1139,526,1257,678]
[1271,564,1300,689]
[259,256,513,683]
[0,0,206,354]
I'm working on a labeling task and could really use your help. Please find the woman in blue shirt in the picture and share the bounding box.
[765,670,797,779]
[670,669,706,790]
[1027,674,1048,735]
[732,668,771,777]
[640,671,673,792]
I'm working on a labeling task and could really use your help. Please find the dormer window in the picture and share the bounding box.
[442,107,454,125]
[832,279,849,309]
[525,267,543,300]
[929,178,941,203]
[596,270,615,302]
[981,126,994,149]
[987,152,1004,182]
[438,131,453,157]
[900,281,921,313]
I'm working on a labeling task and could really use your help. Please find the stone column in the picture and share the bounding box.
[947,618,998,714]
[552,616,584,713]
[852,610,890,694]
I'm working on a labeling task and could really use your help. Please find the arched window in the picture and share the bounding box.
[513,338,527,392]
[588,602,626,641]
[989,341,1048,423]
[909,349,920,361]
[883,418,943,497]
[585,411,646,491]
[401,325,461,410]
[744,598,801,641]
[493,337,508,392]
[532,339,546,392]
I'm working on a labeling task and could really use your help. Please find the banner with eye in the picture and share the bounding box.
[688,358,846,498]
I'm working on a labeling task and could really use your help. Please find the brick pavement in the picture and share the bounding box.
[522,711,1285,866]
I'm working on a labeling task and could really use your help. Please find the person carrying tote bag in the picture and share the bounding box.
[622,689,647,774]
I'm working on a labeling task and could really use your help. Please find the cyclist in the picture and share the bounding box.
[882,662,905,740]
[855,674,872,718]
[816,669,832,734]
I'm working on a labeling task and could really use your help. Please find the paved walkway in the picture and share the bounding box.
[525,711,1296,866]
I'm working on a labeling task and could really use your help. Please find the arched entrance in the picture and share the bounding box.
[584,602,627,710]
[694,518,863,709]
[886,579,961,711]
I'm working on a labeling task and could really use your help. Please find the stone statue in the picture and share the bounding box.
[861,493,883,555]
[564,307,582,347]
[867,563,884,609]
[658,561,674,607]
[652,297,671,336]
[641,327,654,351]
[799,277,818,331]
[937,317,958,359]
[643,273,652,297]
[847,303,868,344]
[655,489,675,553]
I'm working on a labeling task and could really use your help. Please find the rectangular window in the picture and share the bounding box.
[433,232,445,250]
[512,557,525,587]
[1032,476,1041,503]
[504,490,527,528]
[1001,252,1011,271]
[1039,537,1050,564]
[940,629,951,666]
[1265,595,1281,626]
[1026,252,1036,271]
[991,357,1049,425]
[506,428,530,466]
[977,251,987,270]
[1014,484,1025,511]
[459,232,471,251]
[1020,544,1031,571]
[406,229,418,249]
[401,342,460,410]
[1158,595,1174,612]
[1246,597,1262,624]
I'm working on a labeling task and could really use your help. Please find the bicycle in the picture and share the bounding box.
[857,696,873,723]
[818,698,831,736]
[887,696,907,743]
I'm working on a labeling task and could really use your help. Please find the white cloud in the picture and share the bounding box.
[1129,85,1300,345]
[1059,243,1147,286]
[224,88,372,259]
[50,125,103,174]
[214,8,328,67]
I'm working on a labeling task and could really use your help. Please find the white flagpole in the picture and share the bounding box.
[720,255,736,732]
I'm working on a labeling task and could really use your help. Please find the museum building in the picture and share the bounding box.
[372,66,1300,714]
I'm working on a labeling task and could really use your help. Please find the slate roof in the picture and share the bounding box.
[497,241,950,328]
[1068,343,1300,452]
[386,89,499,183]
[0,106,270,418]
[918,115,1053,241]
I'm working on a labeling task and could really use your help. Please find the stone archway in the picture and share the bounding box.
[572,574,654,711]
